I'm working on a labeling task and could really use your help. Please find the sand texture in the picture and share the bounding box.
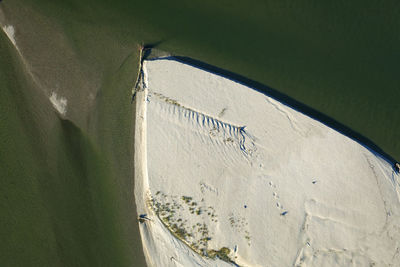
[135,58,400,266]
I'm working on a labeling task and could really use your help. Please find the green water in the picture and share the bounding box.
[23,0,400,161]
[1,0,399,266]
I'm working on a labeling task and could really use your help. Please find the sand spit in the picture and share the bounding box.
[134,58,400,266]
[1,24,17,48]
[49,92,67,115]
[1,23,22,55]
[1,24,68,117]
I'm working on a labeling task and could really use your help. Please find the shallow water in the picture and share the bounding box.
[4,1,400,266]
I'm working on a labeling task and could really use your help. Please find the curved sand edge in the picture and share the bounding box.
[135,58,400,266]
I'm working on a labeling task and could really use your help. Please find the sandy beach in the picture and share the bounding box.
[134,58,400,266]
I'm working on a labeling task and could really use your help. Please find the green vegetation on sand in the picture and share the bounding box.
[1,0,399,266]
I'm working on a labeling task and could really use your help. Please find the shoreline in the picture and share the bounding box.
[134,57,400,266]
[145,55,398,166]
[134,61,235,267]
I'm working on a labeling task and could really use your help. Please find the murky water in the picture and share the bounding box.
[6,1,400,266]
[25,0,400,162]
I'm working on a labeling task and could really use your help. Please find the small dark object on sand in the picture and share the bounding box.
[395,163,400,173]
[280,211,288,216]
[312,180,317,184]
[138,214,151,223]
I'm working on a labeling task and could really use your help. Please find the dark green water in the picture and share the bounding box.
[1,0,399,266]
[24,0,400,161]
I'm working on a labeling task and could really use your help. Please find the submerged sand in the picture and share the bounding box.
[134,58,400,266]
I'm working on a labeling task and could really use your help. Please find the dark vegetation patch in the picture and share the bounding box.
[149,191,240,264]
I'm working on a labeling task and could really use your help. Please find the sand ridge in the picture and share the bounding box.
[134,58,400,266]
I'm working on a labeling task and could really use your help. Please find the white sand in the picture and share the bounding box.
[2,25,16,47]
[134,58,400,266]
[49,92,67,115]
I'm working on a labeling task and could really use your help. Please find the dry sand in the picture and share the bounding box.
[134,58,400,266]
